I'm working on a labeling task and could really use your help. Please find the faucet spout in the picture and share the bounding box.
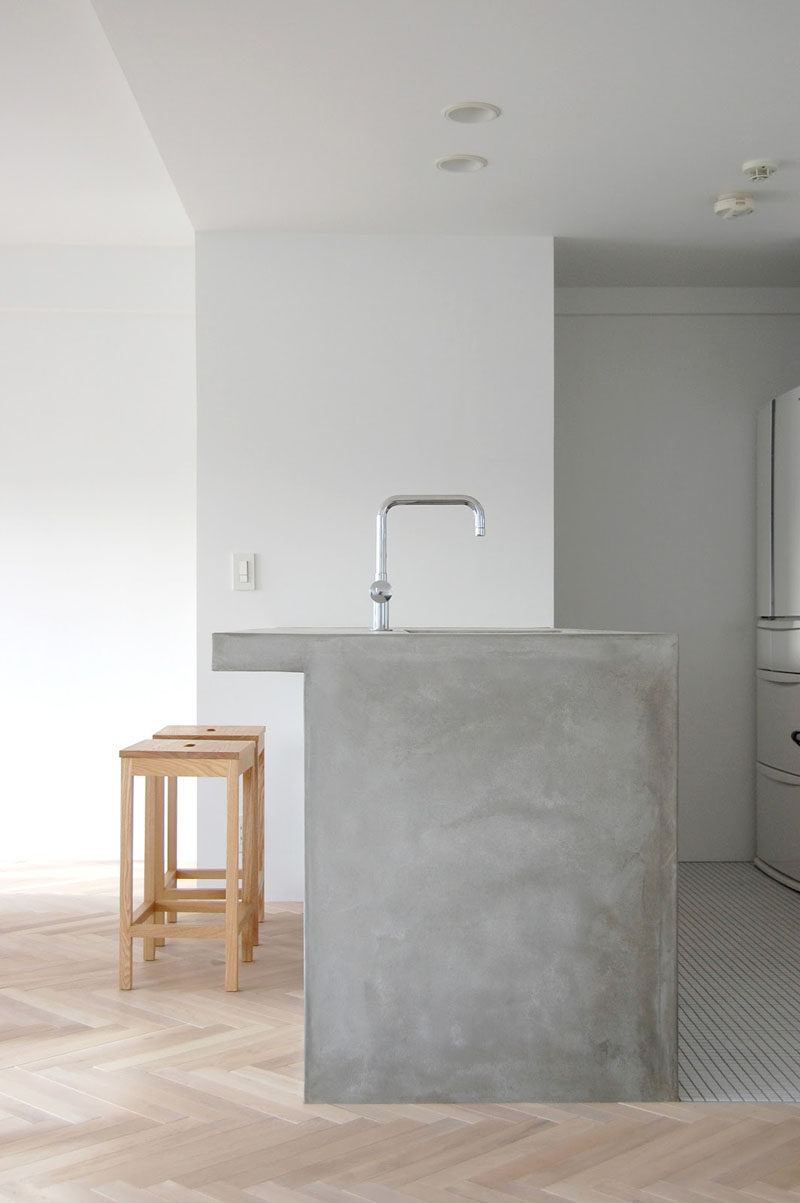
[369,494,486,631]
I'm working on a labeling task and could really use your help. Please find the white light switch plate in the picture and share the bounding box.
[232,552,255,590]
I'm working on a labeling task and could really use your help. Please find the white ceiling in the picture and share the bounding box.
[0,0,191,244]
[6,1,800,283]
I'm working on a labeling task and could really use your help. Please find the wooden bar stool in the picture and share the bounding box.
[119,738,257,992]
[152,726,266,929]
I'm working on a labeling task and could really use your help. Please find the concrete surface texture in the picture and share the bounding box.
[213,629,678,1103]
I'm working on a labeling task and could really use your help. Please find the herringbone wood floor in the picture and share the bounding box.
[2,865,800,1201]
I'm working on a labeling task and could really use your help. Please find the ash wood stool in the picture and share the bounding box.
[152,726,266,932]
[119,738,257,992]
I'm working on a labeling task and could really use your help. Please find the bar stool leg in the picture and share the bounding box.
[119,760,134,990]
[166,776,177,929]
[258,743,266,923]
[143,776,158,961]
[242,763,256,963]
[225,765,240,992]
[153,776,166,948]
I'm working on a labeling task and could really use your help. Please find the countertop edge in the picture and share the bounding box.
[212,628,678,673]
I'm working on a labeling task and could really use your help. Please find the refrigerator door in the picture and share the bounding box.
[755,762,800,888]
[772,387,800,617]
[756,398,774,618]
[756,669,800,774]
[756,619,800,671]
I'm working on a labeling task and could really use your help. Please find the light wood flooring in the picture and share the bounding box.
[1,864,800,1201]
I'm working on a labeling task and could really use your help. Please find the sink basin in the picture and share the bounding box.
[396,627,562,633]
[254,626,562,634]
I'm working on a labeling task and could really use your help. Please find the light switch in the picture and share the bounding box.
[232,552,255,591]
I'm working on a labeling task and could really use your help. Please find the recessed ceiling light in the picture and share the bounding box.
[435,154,488,173]
[442,101,502,124]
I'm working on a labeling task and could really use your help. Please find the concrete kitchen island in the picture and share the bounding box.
[212,628,678,1103]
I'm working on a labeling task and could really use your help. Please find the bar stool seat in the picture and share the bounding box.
[152,725,266,927]
[119,738,257,992]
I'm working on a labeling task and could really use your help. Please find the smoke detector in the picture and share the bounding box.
[742,158,778,182]
[714,192,755,219]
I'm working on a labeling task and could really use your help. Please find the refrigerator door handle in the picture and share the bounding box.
[758,762,800,786]
[757,669,800,684]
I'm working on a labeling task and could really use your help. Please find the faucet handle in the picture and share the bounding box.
[370,579,392,604]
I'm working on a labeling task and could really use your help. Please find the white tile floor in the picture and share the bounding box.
[679,861,800,1102]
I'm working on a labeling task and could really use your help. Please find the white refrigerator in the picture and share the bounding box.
[756,384,800,887]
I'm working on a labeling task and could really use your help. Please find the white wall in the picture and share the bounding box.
[555,287,800,861]
[0,247,196,863]
[197,233,554,899]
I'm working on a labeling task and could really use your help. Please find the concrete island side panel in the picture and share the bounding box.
[212,629,678,1103]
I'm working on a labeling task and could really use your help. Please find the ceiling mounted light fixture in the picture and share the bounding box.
[436,154,488,173]
[714,192,755,219]
[442,100,502,123]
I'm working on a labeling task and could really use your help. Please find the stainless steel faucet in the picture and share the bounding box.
[369,495,486,631]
